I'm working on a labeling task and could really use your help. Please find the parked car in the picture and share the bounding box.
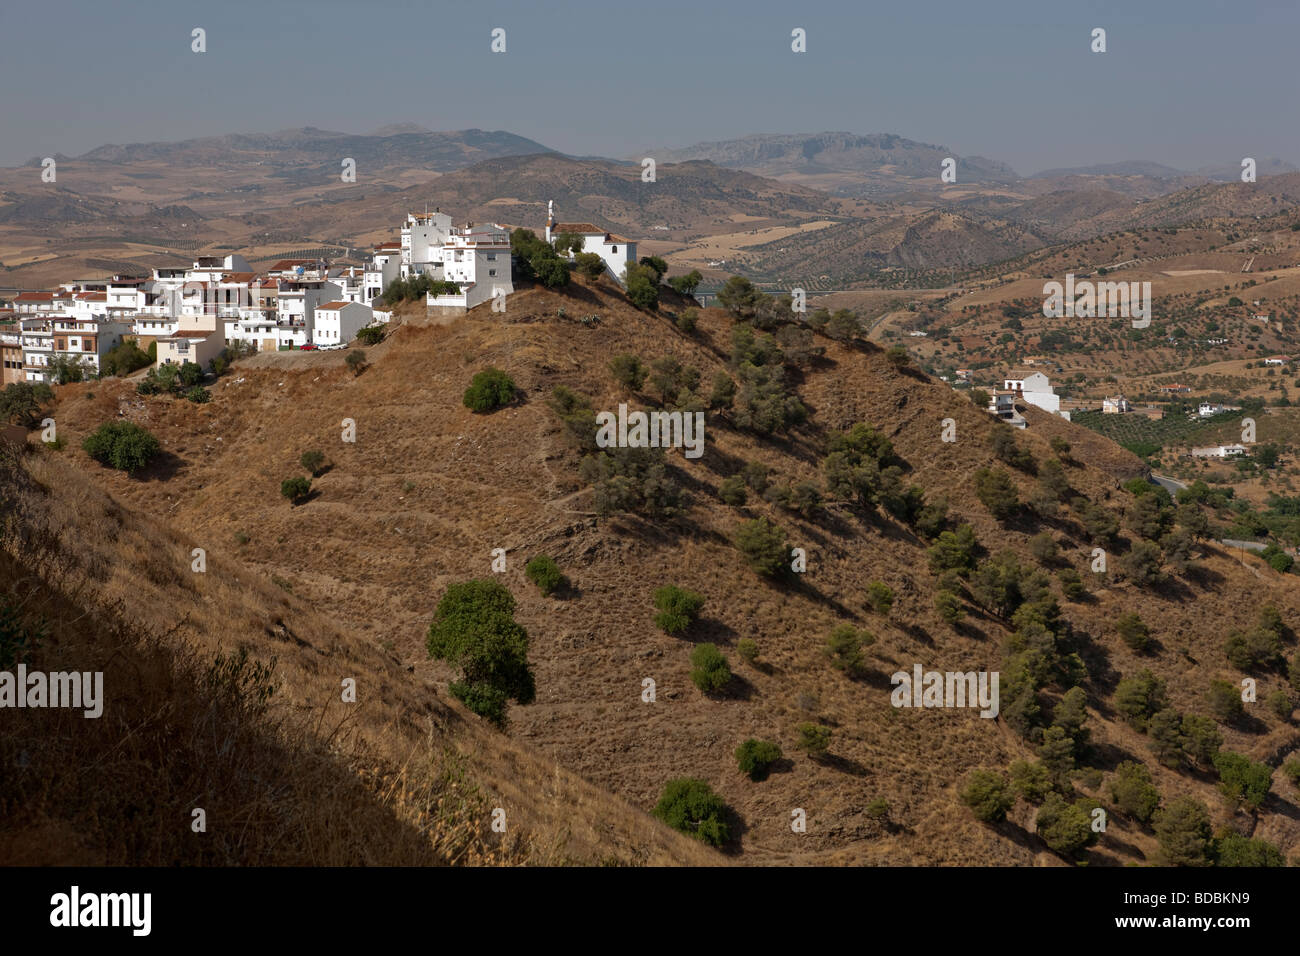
[300,344,318,351]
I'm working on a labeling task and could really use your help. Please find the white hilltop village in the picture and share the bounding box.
[0,201,637,386]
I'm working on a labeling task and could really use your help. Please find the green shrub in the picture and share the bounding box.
[865,798,890,821]
[865,581,894,615]
[345,350,367,374]
[652,778,730,846]
[718,475,748,506]
[356,325,385,345]
[1116,613,1151,653]
[974,467,1020,520]
[573,252,606,279]
[101,340,152,377]
[609,354,647,391]
[280,476,311,504]
[675,308,698,333]
[1212,751,1273,810]
[524,555,565,596]
[300,450,326,476]
[734,739,783,780]
[81,421,160,474]
[794,722,832,759]
[625,262,660,311]
[736,638,759,664]
[184,386,210,404]
[653,585,705,635]
[1009,759,1052,803]
[1181,714,1223,767]
[462,367,516,412]
[959,769,1013,822]
[1035,795,1099,857]
[1114,669,1167,729]
[426,579,536,726]
[689,643,731,693]
[1267,688,1293,720]
[1108,761,1161,822]
[1154,797,1213,866]
[1215,832,1285,867]
[825,624,873,676]
[935,589,965,624]
[1057,567,1085,600]
[733,517,788,576]
[1206,679,1244,723]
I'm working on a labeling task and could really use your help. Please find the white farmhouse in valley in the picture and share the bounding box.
[545,202,636,283]
[1003,368,1063,416]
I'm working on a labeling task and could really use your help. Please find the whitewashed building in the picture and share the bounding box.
[1003,368,1062,416]
[544,203,636,283]
[313,301,372,347]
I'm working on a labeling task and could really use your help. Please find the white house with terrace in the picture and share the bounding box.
[390,211,513,309]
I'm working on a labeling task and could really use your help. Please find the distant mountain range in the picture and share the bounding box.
[28,126,557,172]
[646,131,1299,197]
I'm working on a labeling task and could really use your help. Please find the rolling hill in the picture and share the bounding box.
[20,273,1300,865]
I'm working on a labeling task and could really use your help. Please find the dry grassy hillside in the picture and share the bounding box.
[39,275,1300,865]
[0,441,719,866]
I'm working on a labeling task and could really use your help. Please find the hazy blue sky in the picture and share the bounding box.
[2,0,1298,173]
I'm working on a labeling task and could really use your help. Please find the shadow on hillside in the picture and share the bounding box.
[1081,740,1141,773]
[133,449,184,482]
[692,617,739,647]
[716,673,757,702]
[718,806,751,857]
[818,752,870,777]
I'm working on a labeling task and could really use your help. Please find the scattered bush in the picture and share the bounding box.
[524,555,565,596]
[1154,796,1213,866]
[1116,613,1151,653]
[652,778,730,846]
[1215,832,1285,867]
[736,638,759,664]
[426,579,536,726]
[1206,679,1244,724]
[825,624,874,677]
[609,354,647,391]
[1108,761,1162,823]
[81,421,160,474]
[794,722,832,759]
[463,367,515,412]
[959,769,1013,823]
[1035,794,1098,857]
[1213,751,1273,810]
[345,350,367,375]
[653,585,705,635]
[1010,759,1052,803]
[733,517,788,576]
[865,581,894,615]
[280,476,311,504]
[689,643,731,693]
[718,475,748,506]
[300,450,326,476]
[734,739,783,780]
